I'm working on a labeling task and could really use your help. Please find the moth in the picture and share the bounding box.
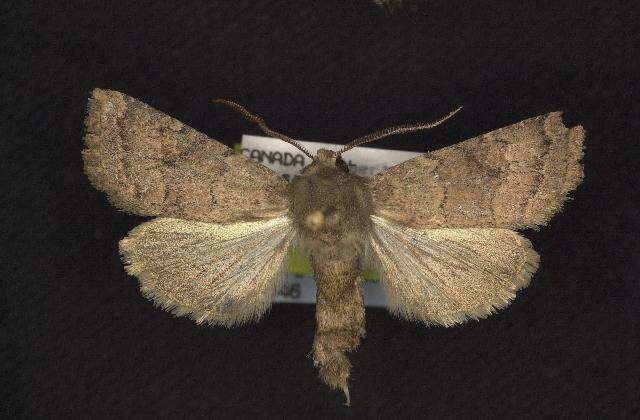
[83,89,584,405]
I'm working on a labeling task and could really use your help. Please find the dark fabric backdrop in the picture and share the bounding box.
[3,0,638,418]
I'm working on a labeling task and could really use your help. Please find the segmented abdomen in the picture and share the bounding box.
[312,257,365,405]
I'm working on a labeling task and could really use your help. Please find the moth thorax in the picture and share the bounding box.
[288,162,374,238]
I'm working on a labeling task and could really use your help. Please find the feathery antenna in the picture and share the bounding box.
[212,99,314,159]
[337,106,463,156]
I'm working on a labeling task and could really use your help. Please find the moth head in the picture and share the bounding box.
[313,149,349,172]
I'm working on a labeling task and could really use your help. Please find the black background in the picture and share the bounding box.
[4,1,639,418]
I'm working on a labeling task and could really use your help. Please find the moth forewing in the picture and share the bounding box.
[369,112,585,230]
[82,88,290,224]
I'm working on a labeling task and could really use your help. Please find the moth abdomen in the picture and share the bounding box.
[312,257,365,406]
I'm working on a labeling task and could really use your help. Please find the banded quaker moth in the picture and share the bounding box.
[83,89,584,405]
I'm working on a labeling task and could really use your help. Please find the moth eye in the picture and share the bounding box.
[336,157,349,172]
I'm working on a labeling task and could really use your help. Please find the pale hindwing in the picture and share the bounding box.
[369,216,540,327]
[119,216,295,327]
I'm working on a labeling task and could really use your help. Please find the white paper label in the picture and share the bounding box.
[240,134,421,179]
[276,275,389,308]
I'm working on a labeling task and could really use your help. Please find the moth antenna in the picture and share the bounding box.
[212,99,314,159]
[337,105,463,156]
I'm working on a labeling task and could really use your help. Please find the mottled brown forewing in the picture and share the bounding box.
[369,112,585,229]
[83,88,288,223]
